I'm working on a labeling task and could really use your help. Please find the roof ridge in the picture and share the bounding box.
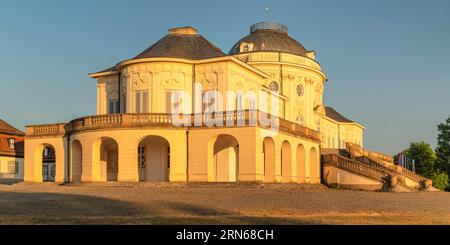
[0,119,24,135]
[324,106,354,123]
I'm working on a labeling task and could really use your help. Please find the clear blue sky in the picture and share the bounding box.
[0,0,449,155]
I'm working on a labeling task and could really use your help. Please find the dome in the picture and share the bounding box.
[229,22,307,56]
[134,26,225,60]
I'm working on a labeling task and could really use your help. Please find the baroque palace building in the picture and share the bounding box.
[24,22,366,184]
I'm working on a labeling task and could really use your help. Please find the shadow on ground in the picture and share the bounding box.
[0,191,319,225]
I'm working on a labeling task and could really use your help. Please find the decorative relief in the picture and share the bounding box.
[235,81,244,90]
[131,72,152,90]
[106,81,119,100]
[283,73,296,82]
[120,73,129,95]
[295,108,305,125]
[268,80,279,92]
[230,71,260,88]
[296,84,304,97]
[314,83,324,107]
[160,71,185,89]
[314,105,326,116]
[239,42,254,52]
[198,72,218,89]
[269,72,279,80]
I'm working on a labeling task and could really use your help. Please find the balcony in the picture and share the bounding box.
[25,110,321,142]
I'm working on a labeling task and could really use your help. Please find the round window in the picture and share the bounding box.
[269,81,279,92]
[296,84,304,96]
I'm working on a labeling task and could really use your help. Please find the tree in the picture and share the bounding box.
[405,141,436,178]
[436,116,450,175]
[431,172,449,191]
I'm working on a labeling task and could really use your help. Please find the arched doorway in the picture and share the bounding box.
[263,137,275,182]
[137,136,170,181]
[310,147,319,184]
[211,135,239,182]
[95,137,119,182]
[297,144,305,183]
[71,140,82,183]
[281,141,292,182]
[42,145,56,182]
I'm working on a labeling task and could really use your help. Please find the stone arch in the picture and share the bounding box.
[137,135,170,181]
[208,134,239,182]
[71,139,82,183]
[310,147,319,184]
[92,137,119,182]
[263,137,276,182]
[297,144,306,183]
[34,143,56,182]
[281,141,292,182]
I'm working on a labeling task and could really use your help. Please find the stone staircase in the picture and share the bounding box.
[321,143,434,192]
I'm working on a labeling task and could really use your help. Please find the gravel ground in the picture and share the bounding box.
[0,183,449,224]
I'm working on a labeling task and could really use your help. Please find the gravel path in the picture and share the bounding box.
[0,183,449,224]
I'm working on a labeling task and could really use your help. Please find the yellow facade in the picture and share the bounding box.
[320,116,364,149]
[0,156,24,181]
[23,23,356,184]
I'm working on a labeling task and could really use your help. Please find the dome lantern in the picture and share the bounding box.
[250,22,288,34]
[229,22,308,57]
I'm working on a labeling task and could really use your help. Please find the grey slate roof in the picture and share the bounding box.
[229,26,307,56]
[325,107,354,123]
[134,33,225,60]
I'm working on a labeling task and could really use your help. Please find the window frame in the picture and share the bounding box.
[8,138,15,150]
[135,90,149,113]
[107,99,119,114]
[7,161,18,174]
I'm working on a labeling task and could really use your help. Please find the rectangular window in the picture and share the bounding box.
[135,90,149,113]
[202,91,217,112]
[166,91,182,113]
[249,96,256,110]
[8,138,15,149]
[122,95,127,113]
[7,161,18,174]
[107,99,119,114]
[236,93,244,111]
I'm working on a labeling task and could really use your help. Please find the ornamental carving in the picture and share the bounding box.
[268,81,279,92]
[295,110,305,125]
[296,84,304,97]
[131,72,152,90]
[198,72,218,89]
[106,82,119,100]
[283,73,296,82]
[314,83,324,107]
[120,73,129,95]
[239,42,254,52]
[160,71,185,89]
[314,105,326,116]
[235,81,244,90]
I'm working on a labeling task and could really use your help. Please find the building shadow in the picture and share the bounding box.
[0,190,321,224]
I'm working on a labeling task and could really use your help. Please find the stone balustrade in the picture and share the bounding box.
[322,154,388,181]
[25,123,66,136]
[323,153,428,185]
[25,110,321,142]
